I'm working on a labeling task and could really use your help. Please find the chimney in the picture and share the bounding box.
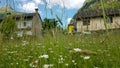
[35,8,39,13]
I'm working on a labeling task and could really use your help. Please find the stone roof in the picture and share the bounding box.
[73,8,120,20]
[73,0,120,20]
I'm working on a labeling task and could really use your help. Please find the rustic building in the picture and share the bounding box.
[73,0,120,32]
[73,8,120,32]
[0,4,42,37]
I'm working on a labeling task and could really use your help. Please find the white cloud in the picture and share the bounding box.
[45,0,85,9]
[18,0,44,12]
[18,0,85,12]
[22,2,37,12]
[67,18,72,24]
[33,0,44,5]
[64,0,85,9]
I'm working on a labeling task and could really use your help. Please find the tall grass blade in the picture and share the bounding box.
[100,0,109,35]
[56,15,63,25]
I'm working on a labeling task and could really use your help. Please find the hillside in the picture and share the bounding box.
[73,0,120,19]
[80,0,120,11]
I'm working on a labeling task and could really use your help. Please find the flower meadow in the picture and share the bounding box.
[0,31,120,68]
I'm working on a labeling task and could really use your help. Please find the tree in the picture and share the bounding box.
[0,16,17,39]
[42,18,58,37]
[42,18,57,30]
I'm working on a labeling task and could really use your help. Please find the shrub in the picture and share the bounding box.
[0,16,17,39]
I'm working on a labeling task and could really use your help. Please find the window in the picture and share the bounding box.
[83,19,90,26]
[24,22,27,26]
[106,17,113,23]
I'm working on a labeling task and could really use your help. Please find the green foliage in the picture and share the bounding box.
[81,0,120,10]
[0,16,17,38]
[42,18,57,30]
[56,15,63,25]
[88,0,120,10]
[100,0,109,35]
[0,30,120,68]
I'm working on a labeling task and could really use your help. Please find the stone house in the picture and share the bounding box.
[73,8,120,32]
[0,4,42,37]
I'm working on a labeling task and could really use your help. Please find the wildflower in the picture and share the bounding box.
[59,55,63,58]
[83,56,90,60]
[29,60,39,68]
[29,63,32,67]
[48,48,52,50]
[73,48,82,52]
[72,60,75,63]
[65,63,69,66]
[58,55,64,63]
[29,63,37,68]
[50,51,54,53]
[43,64,54,68]
[10,36,14,40]
[58,58,64,63]
[22,41,29,46]
[39,54,49,59]
[23,59,29,62]
[35,60,39,63]
[16,62,19,65]
[7,51,17,54]
[10,63,14,65]
[94,67,98,68]
[74,63,77,65]
[28,56,33,58]
[37,43,42,46]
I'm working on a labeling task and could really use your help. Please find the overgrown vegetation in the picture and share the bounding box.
[42,18,57,30]
[0,30,120,68]
[89,0,120,10]
[0,16,17,39]
[84,0,120,10]
[0,0,120,68]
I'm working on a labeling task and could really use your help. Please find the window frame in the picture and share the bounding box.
[24,21,27,26]
[83,19,90,26]
[106,17,113,23]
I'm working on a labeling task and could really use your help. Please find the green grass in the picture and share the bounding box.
[0,30,120,68]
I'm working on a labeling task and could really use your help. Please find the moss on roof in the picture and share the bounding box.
[73,0,120,19]
[80,0,120,11]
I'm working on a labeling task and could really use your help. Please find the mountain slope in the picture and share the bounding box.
[80,0,120,11]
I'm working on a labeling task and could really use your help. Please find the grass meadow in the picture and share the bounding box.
[0,30,120,68]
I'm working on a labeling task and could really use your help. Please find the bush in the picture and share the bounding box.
[0,16,17,39]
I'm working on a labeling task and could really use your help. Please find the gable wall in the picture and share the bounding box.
[16,20,33,37]
[32,14,42,37]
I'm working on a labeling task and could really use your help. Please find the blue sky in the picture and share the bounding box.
[0,0,85,28]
